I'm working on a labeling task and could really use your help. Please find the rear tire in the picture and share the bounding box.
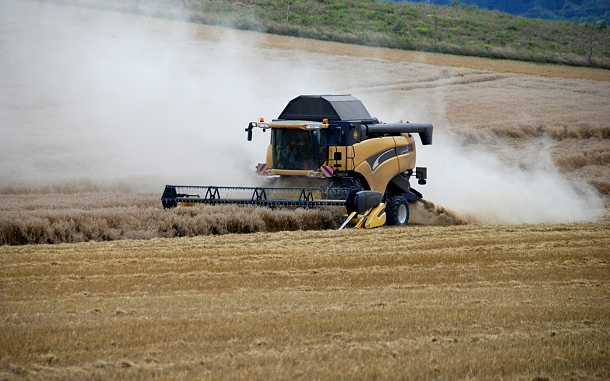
[386,196,410,226]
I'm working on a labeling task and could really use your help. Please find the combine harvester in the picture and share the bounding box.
[162,95,433,229]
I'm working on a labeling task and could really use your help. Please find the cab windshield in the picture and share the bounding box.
[272,129,328,170]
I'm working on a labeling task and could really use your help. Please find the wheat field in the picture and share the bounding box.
[0,180,467,245]
[1,223,609,380]
[1,1,610,380]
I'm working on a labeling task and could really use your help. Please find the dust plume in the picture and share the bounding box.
[410,199,468,226]
[413,128,604,224]
[363,70,604,225]
[0,0,333,191]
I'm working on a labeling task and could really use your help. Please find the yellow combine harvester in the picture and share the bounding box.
[162,95,432,229]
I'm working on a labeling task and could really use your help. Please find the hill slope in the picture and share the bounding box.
[54,0,610,68]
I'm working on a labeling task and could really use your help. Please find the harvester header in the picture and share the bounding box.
[163,94,433,229]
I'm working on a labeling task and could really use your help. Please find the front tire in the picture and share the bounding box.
[386,195,410,226]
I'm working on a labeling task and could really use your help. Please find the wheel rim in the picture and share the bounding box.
[398,203,408,224]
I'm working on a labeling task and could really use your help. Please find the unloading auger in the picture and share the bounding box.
[162,95,433,229]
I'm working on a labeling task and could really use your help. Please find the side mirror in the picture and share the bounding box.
[415,167,427,185]
[245,122,255,141]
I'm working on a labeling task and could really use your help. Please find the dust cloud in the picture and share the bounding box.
[0,0,604,224]
[414,129,603,224]
[354,71,604,224]
[0,0,333,190]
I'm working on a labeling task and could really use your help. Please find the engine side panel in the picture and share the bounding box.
[393,135,417,173]
[349,135,419,193]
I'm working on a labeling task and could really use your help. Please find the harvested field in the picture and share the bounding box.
[1,1,609,380]
[1,224,609,380]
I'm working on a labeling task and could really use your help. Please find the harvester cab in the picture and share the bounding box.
[163,95,433,229]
